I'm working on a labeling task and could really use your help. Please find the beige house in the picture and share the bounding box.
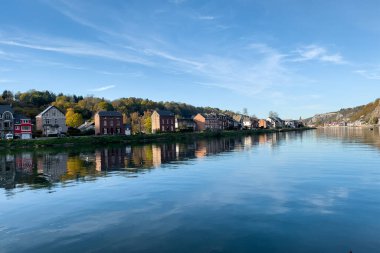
[36,106,67,136]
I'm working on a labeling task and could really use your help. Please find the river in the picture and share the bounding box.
[1,128,380,252]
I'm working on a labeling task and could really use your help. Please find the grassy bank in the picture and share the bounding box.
[0,127,315,151]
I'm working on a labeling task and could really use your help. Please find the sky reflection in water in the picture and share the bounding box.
[1,128,380,252]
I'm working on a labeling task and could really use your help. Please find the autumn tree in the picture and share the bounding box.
[142,111,152,133]
[130,112,142,134]
[95,101,114,112]
[66,108,84,128]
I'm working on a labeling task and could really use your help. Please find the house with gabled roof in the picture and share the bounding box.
[0,105,15,138]
[36,105,67,136]
[266,117,284,129]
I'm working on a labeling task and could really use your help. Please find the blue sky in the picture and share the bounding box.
[0,0,380,118]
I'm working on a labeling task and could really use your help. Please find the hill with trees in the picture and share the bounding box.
[305,98,380,126]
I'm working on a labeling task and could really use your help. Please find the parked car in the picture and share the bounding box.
[5,133,14,140]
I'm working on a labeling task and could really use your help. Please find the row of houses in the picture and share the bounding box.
[0,105,68,139]
[0,104,304,139]
[0,105,33,139]
[150,110,304,134]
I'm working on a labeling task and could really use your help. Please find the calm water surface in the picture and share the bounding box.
[1,128,380,253]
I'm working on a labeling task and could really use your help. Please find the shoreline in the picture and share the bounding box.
[0,127,315,151]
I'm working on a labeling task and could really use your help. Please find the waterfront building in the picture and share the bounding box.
[151,110,175,133]
[14,114,32,139]
[36,105,67,136]
[0,105,14,138]
[95,111,124,135]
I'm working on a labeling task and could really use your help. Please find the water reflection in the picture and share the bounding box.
[316,127,380,149]
[0,131,305,191]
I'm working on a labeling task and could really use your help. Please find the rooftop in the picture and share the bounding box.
[0,105,14,114]
[97,111,122,117]
[155,110,174,116]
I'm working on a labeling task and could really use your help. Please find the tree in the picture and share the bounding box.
[66,108,84,128]
[2,90,14,102]
[142,111,152,133]
[269,111,279,118]
[130,112,141,134]
[95,101,114,111]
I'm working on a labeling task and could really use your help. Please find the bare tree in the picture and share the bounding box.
[269,111,279,118]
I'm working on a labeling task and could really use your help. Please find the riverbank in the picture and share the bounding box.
[0,127,315,151]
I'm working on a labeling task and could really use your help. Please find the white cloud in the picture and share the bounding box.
[0,79,15,83]
[169,0,187,4]
[197,16,215,20]
[89,85,116,92]
[0,38,152,66]
[292,45,346,64]
[355,69,380,80]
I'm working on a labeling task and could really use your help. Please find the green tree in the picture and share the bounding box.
[2,90,14,103]
[96,101,114,111]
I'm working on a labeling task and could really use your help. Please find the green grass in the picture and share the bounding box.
[0,128,315,151]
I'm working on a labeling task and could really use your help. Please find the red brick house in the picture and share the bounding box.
[95,111,125,135]
[193,113,223,131]
[151,110,175,133]
[14,114,32,139]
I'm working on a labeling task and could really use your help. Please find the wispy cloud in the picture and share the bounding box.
[0,79,15,83]
[355,69,380,80]
[0,37,152,66]
[291,45,346,64]
[197,15,215,20]
[190,43,290,97]
[89,85,116,92]
[169,0,187,4]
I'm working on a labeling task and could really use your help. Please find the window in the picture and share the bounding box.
[104,120,107,126]
[45,119,50,124]
[103,128,107,134]
[110,120,114,127]
[15,126,20,130]
[22,126,31,131]
[3,112,12,120]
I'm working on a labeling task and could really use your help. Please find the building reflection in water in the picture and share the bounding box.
[95,148,126,171]
[37,153,68,183]
[0,132,309,191]
[0,154,16,189]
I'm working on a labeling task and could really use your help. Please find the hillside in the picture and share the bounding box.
[306,98,380,126]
